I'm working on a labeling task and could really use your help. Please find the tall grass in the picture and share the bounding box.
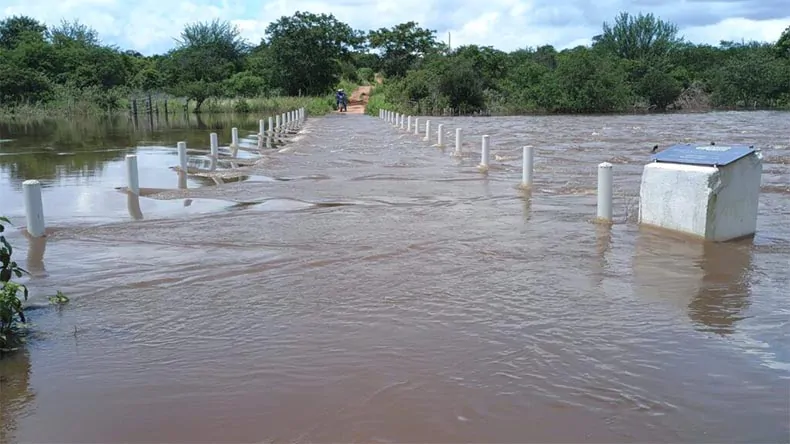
[0,81,362,121]
[365,88,396,117]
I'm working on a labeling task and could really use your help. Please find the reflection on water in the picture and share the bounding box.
[690,241,754,335]
[633,228,753,335]
[25,235,47,276]
[0,114,266,226]
[0,351,34,444]
[0,113,263,190]
[1,111,789,443]
[126,191,143,221]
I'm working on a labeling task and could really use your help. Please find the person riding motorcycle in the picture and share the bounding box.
[336,89,348,111]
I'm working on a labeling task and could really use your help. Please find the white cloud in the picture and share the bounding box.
[2,0,789,55]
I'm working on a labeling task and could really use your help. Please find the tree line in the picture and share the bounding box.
[1,11,789,116]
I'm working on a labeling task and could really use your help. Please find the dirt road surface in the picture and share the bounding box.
[341,85,372,114]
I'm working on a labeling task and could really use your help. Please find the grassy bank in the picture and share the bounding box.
[0,95,339,120]
[0,80,361,121]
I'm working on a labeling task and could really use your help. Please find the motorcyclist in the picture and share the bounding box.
[336,89,347,111]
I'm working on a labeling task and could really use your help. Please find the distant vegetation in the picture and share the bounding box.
[0,11,789,118]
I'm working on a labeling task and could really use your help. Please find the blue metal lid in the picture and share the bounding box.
[652,143,756,167]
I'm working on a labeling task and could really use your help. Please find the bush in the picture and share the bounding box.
[1,217,29,352]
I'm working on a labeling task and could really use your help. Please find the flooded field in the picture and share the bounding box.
[1,111,789,443]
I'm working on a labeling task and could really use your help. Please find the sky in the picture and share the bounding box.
[2,0,789,55]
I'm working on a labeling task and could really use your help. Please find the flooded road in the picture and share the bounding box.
[1,111,789,443]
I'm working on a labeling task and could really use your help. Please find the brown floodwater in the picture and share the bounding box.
[0,111,789,443]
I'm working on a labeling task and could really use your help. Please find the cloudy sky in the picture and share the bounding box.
[2,0,789,55]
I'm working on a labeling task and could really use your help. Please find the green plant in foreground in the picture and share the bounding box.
[0,217,69,353]
[1,217,29,351]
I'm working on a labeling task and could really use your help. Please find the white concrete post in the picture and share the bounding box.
[177,141,188,172]
[455,128,462,154]
[407,116,412,132]
[275,115,281,132]
[597,162,613,221]
[268,117,274,135]
[379,109,383,119]
[281,113,286,130]
[259,119,265,136]
[481,135,490,167]
[414,118,419,135]
[394,112,398,126]
[522,146,534,187]
[125,154,140,196]
[400,114,405,129]
[437,124,444,146]
[424,120,431,141]
[23,180,45,238]
[210,132,219,158]
[231,127,239,147]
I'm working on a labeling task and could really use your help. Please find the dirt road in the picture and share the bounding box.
[342,85,372,114]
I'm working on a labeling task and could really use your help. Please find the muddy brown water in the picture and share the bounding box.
[1,111,789,443]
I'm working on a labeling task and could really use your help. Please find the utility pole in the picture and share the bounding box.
[448,32,451,51]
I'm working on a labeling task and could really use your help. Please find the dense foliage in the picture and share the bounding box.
[1,11,789,116]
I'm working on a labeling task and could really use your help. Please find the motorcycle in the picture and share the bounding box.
[336,95,348,112]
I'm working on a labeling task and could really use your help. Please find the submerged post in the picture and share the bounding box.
[210,132,219,158]
[177,141,188,173]
[522,146,534,188]
[125,154,140,196]
[597,162,613,222]
[231,127,239,147]
[437,124,444,146]
[424,120,431,142]
[455,128,462,155]
[23,179,45,238]
[481,135,490,168]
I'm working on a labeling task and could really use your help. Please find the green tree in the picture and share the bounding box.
[164,19,250,112]
[264,11,360,96]
[368,22,439,78]
[542,47,632,113]
[776,26,790,58]
[0,15,47,49]
[593,12,683,61]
